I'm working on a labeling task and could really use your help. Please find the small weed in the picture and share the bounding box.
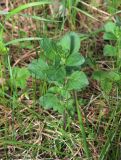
[93,21,121,95]
[28,32,90,158]
[29,32,88,116]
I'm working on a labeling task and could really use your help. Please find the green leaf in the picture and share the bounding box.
[92,71,108,81]
[28,58,48,79]
[108,71,120,82]
[104,22,116,34]
[67,71,89,90]
[40,38,64,62]
[58,32,80,54]
[103,45,117,57]
[101,80,112,94]
[48,86,71,98]
[46,66,66,83]
[40,38,56,61]
[39,93,65,113]
[103,32,117,40]
[11,67,30,89]
[66,52,85,66]
[93,70,120,82]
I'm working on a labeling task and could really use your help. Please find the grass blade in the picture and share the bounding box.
[5,37,42,46]
[73,6,98,21]
[20,13,60,22]
[74,92,91,159]
[99,113,121,160]
[7,1,51,19]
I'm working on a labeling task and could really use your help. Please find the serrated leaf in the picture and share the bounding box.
[46,66,66,83]
[66,52,85,66]
[40,38,63,62]
[28,58,48,79]
[58,32,80,54]
[93,70,120,82]
[39,93,65,113]
[108,71,120,82]
[48,86,71,98]
[103,32,117,40]
[40,38,56,61]
[92,71,108,81]
[104,22,116,34]
[67,71,89,90]
[11,67,30,89]
[104,45,117,56]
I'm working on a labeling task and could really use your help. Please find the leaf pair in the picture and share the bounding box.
[58,32,81,54]
[28,58,66,84]
[40,32,85,67]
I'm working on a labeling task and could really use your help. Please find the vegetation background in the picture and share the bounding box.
[0,0,121,159]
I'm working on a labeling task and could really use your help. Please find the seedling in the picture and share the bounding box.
[28,32,90,158]
[29,32,88,115]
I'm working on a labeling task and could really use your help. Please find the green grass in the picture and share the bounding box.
[0,0,121,159]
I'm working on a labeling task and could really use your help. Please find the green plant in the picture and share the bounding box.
[93,70,120,94]
[93,21,121,94]
[103,21,121,69]
[29,32,88,114]
[28,32,90,158]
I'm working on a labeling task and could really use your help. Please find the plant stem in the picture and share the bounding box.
[63,109,67,130]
